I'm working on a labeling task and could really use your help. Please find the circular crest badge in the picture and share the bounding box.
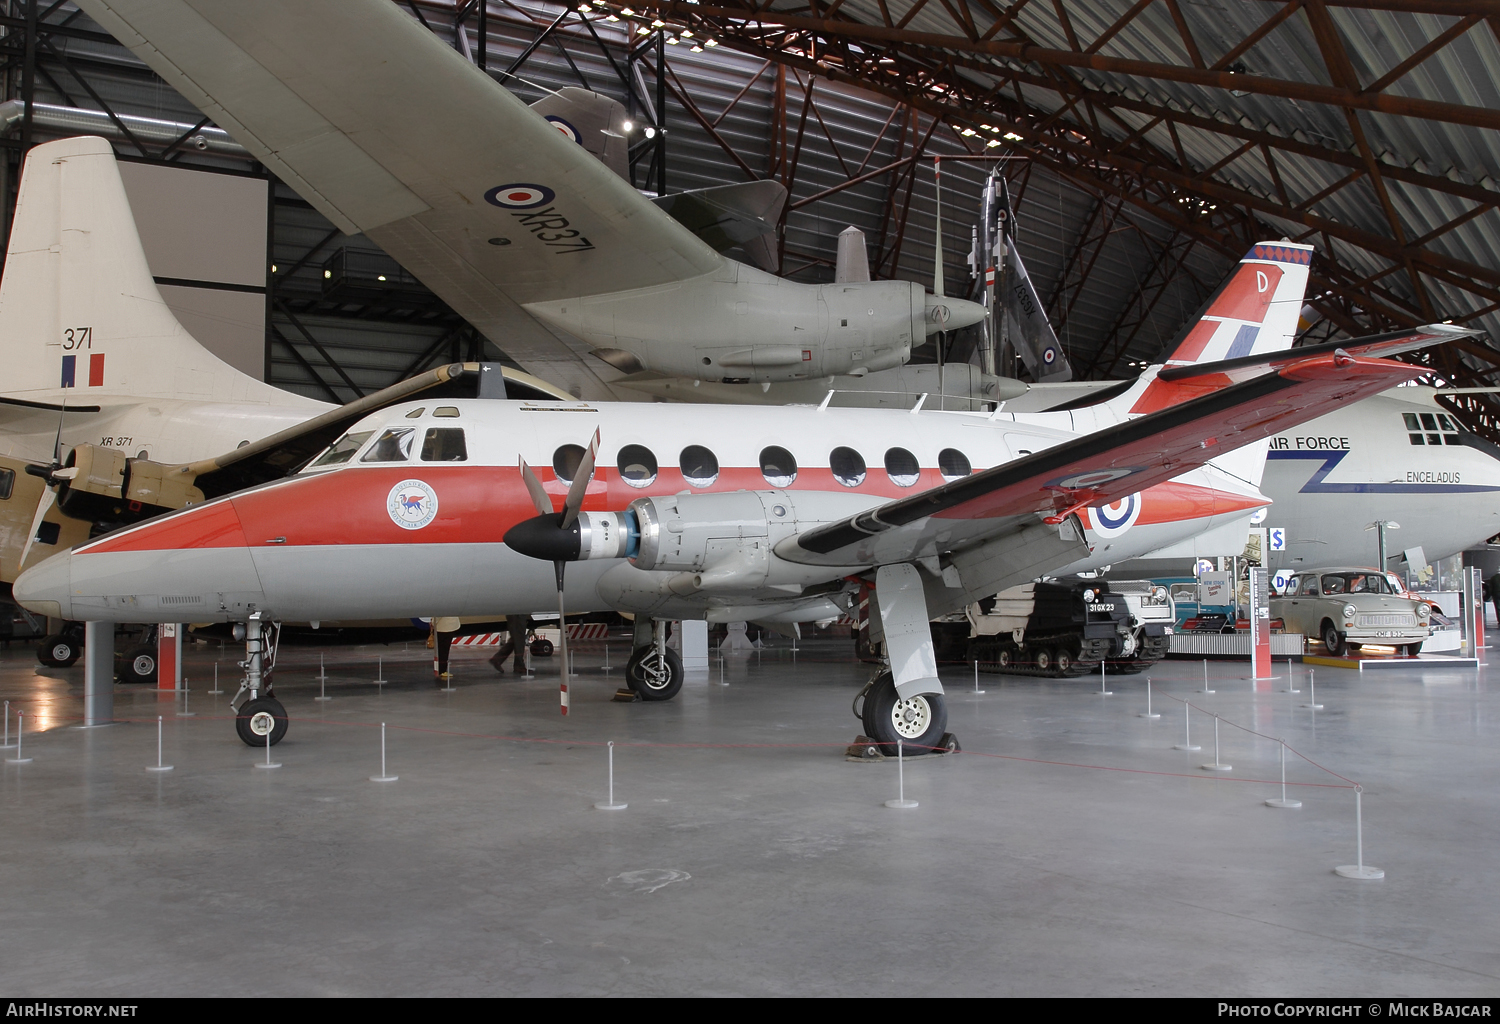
[484,183,556,209]
[387,479,439,530]
[1042,346,1057,366]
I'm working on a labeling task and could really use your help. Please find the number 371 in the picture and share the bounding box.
[63,326,92,350]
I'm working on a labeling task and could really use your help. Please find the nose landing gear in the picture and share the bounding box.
[230,613,287,747]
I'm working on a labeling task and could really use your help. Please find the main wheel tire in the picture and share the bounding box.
[235,696,288,747]
[1053,648,1073,675]
[860,670,948,756]
[1033,647,1052,674]
[1322,621,1347,656]
[120,645,157,685]
[530,638,554,657]
[37,634,81,668]
[626,646,683,701]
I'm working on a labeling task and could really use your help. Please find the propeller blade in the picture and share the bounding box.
[932,158,945,299]
[518,457,556,516]
[560,428,600,530]
[52,394,66,466]
[555,559,570,717]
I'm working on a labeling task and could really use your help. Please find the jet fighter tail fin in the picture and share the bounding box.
[0,135,314,408]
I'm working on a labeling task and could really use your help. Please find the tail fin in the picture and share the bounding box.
[1158,242,1312,368]
[0,135,314,408]
[1105,242,1312,489]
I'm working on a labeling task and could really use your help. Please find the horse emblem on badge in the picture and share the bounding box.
[387,479,439,530]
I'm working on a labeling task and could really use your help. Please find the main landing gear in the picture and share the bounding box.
[854,670,949,756]
[230,613,287,747]
[625,618,683,701]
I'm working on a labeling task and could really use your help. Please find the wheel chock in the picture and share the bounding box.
[846,735,884,761]
[611,688,641,703]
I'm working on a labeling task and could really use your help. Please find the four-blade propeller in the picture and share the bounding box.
[516,428,600,716]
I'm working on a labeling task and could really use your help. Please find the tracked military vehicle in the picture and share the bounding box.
[968,578,1170,677]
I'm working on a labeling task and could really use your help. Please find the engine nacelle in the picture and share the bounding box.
[628,489,872,592]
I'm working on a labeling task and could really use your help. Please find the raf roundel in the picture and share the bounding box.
[484,183,556,209]
[387,479,439,531]
[1048,467,1144,491]
[1087,493,1143,538]
[1042,347,1057,366]
[544,115,581,144]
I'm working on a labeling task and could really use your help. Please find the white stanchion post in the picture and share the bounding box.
[973,660,985,695]
[1282,657,1300,694]
[1139,677,1160,718]
[1201,658,1215,694]
[146,715,173,772]
[1265,740,1301,808]
[6,711,31,764]
[316,653,331,702]
[208,662,223,696]
[1174,701,1200,751]
[254,719,281,770]
[1301,669,1323,709]
[1335,787,1384,879]
[370,722,398,782]
[594,740,627,810]
[0,700,12,750]
[603,644,611,672]
[374,656,386,692]
[1099,659,1112,696]
[1201,716,1232,771]
[885,739,919,808]
[177,679,195,717]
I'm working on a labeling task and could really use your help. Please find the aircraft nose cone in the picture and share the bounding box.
[925,294,987,334]
[14,549,72,620]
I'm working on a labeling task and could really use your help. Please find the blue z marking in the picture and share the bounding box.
[1267,449,1500,493]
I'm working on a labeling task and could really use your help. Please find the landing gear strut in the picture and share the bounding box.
[231,612,287,747]
[626,619,683,701]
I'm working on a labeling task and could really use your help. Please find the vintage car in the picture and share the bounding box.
[1271,567,1431,655]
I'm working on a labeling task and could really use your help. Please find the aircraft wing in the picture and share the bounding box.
[76,0,725,400]
[777,350,1430,569]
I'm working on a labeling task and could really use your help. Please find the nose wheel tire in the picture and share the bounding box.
[119,645,158,685]
[235,696,288,747]
[626,646,683,701]
[859,670,948,757]
[37,635,81,668]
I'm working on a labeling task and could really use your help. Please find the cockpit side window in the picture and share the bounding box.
[310,430,374,467]
[360,427,416,463]
[421,427,468,462]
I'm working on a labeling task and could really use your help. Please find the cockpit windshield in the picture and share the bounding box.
[360,427,416,463]
[309,431,374,468]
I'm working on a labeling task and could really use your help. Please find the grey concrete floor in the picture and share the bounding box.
[0,635,1496,996]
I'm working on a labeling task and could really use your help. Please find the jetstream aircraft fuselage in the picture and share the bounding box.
[14,397,1269,626]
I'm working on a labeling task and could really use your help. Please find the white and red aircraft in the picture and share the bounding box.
[14,242,1476,751]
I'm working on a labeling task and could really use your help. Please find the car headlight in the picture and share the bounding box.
[1343,603,1357,619]
[1152,586,1168,601]
[1416,602,1431,618]
[1082,589,1095,602]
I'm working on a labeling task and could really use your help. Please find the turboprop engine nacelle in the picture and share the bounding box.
[525,263,985,384]
[503,489,873,594]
